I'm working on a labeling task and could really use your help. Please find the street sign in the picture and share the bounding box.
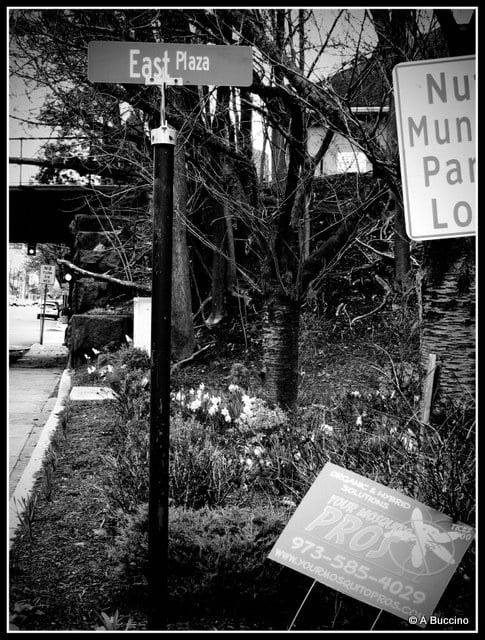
[88,42,253,86]
[393,56,476,240]
[39,264,56,285]
[269,463,474,627]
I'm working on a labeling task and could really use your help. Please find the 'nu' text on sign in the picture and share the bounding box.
[88,42,253,87]
[393,56,476,240]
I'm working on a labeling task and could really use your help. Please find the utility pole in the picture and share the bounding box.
[146,71,178,631]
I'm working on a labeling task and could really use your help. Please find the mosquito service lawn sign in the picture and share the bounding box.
[269,463,474,627]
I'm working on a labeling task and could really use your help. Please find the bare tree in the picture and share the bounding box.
[10,7,474,408]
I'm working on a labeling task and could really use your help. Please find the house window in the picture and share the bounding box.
[336,151,370,173]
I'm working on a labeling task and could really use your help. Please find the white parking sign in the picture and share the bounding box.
[40,264,56,285]
[393,56,476,240]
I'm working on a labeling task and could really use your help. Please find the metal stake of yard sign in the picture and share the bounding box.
[147,71,179,631]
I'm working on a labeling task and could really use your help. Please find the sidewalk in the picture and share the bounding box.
[8,321,70,499]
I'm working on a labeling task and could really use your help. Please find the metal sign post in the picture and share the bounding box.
[147,71,178,631]
[39,284,48,345]
[39,264,56,345]
[87,41,253,630]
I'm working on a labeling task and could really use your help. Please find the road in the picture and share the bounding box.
[8,304,60,349]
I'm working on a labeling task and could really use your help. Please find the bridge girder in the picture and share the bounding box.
[8,185,124,246]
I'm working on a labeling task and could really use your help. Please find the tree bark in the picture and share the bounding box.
[172,139,195,360]
[391,193,411,292]
[421,239,475,399]
[262,290,300,410]
[206,206,227,326]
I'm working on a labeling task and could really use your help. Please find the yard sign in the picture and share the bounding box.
[393,56,476,240]
[269,463,474,627]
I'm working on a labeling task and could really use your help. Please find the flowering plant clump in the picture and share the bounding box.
[170,382,293,489]
[171,383,288,435]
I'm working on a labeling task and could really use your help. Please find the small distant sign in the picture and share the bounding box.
[393,56,476,240]
[88,42,253,87]
[269,463,474,627]
[40,264,56,285]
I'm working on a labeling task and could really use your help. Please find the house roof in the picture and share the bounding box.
[327,27,450,109]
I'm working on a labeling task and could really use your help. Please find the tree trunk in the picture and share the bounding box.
[262,291,300,410]
[420,238,475,399]
[420,10,476,402]
[392,193,411,292]
[206,205,226,326]
[172,139,195,359]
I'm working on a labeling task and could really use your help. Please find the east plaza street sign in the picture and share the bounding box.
[88,41,253,86]
[393,56,476,241]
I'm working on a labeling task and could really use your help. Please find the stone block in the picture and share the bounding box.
[68,313,133,366]
[75,248,122,273]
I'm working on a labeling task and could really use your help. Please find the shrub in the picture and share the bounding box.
[110,503,323,628]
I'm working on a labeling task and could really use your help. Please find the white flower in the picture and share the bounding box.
[87,366,96,375]
[356,415,363,427]
[293,451,301,461]
[189,399,201,411]
[322,423,333,435]
[92,347,101,355]
[210,396,221,407]
[125,334,132,343]
[208,404,218,416]
[245,457,254,469]
[175,391,184,402]
[253,446,264,457]
[84,353,91,361]
[221,408,231,423]
[350,390,361,398]
[199,383,205,391]
[281,497,296,508]
[228,384,240,393]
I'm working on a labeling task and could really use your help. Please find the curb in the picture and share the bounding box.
[9,367,74,549]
